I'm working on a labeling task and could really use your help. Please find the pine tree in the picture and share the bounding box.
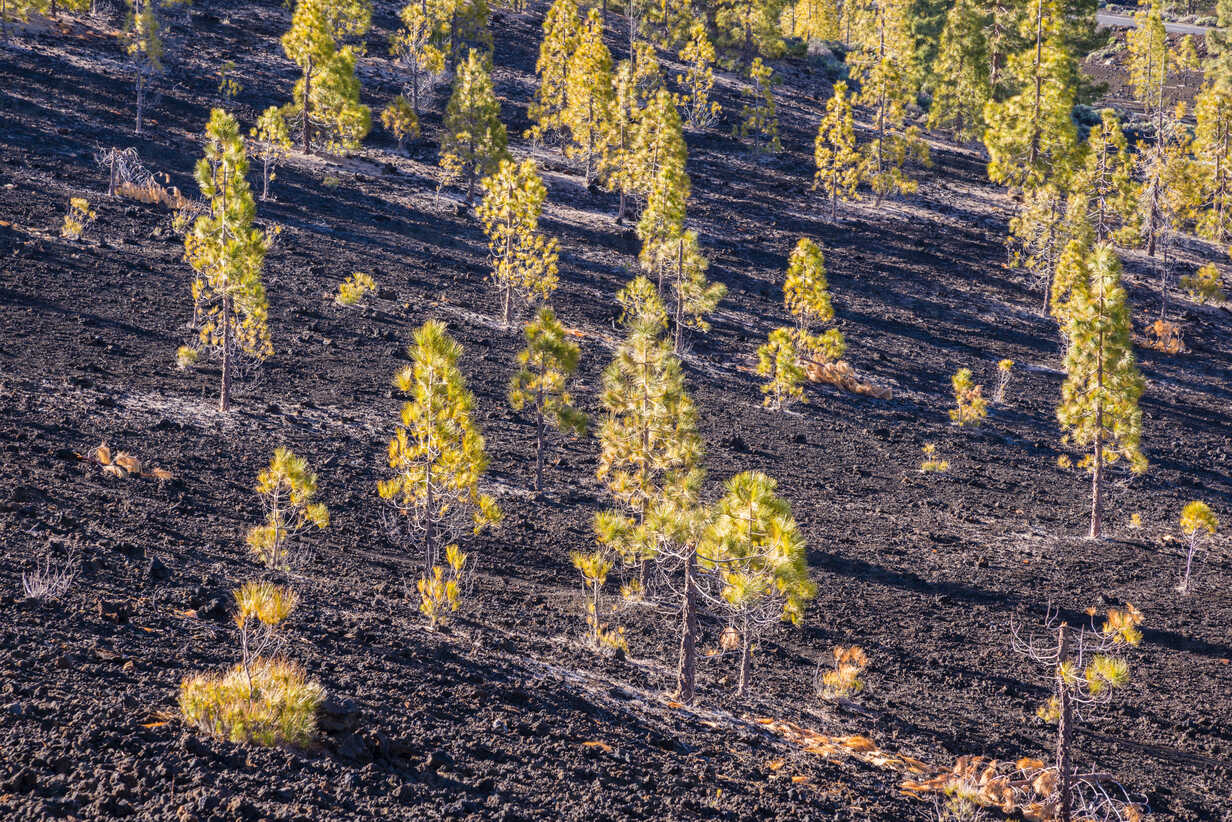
[382,94,421,151]
[1193,82,1232,245]
[126,0,163,135]
[1009,181,1069,314]
[249,107,292,203]
[508,306,587,492]
[927,0,990,141]
[440,49,510,204]
[281,0,371,153]
[595,277,703,591]
[435,0,491,69]
[391,0,447,119]
[738,58,781,154]
[1126,0,1168,122]
[700,471,815,697]
[1074,109,1136,245]
[635,91,690,260]
[982,0,1078,190]
[475,158,560,326]
[603,60,643,222]
[812,81,862,219]
[563,9,615,185]
[676,21,722,131]
[246,448,330,571]
[527,0,581,142]
[1057,244,1147,539]
[1207,0,1232,89]
[643,230,727,351]
[782,0,839,42]
[1049,192,1095,324]
[377,320,502,574]
[715,0,787,59]
[183,109,272,413]
[849,0,929,203]
[757,327,807,409]
[783,237,844,363]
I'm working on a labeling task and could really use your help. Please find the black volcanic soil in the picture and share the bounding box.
[1,4,1231,821]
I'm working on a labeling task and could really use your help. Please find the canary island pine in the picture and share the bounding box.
[245,448,329,571]
[676,22,721,131]
[419,544,468,627]
[381,95,420,151]
[476,158,560,326]
[812,82,862,220]
[643,230,726,352]
[509,306,587,493]
[250,107,292,201]
[948,367,987,427]
[738,58,781,154]
[1178,500,1219,593]
[783,237,844,365]
[1057,244,1147,539]
[757,327,806,410]
[563,9,615,185]
[377,321,502,575]
[179,582,324,748]
[527,0,581,142]
[700,471,816,697]
[391,0,446,119]
[281,0,371,154]
[182,108,272,413]
[927,0,990,141]
[440,49,510,204]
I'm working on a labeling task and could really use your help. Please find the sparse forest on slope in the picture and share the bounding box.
[0,0,1230,819]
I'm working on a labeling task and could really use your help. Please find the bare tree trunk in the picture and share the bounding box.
[220,292,232,412]
[262,157,271,201]
[737,617,751,697]
[301,59,312,154]
[1056,623,1074,822]
[135,72,145,135]
[676,545,698,704]
[534,386,545,494]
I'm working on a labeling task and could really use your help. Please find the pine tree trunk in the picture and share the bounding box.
[135,71,144,136]
[534,395,545,494]
[262,157,271,201]
[1090,406,1104,540]
[737,617,751,697]
[220,292,232,412]
[503,282,513,327]
[302,59,312,154]
[676,545,698,705]
[1056,623,1074,822]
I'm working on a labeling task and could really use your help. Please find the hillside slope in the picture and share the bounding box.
[1,2,1231,820]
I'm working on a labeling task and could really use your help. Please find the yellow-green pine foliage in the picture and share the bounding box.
[1207,0,1232,88]
[982,0,1078,190]
[418,545,468,626]
[440,49,510,203]
[60,197,95,241]
[738,57,781,154]
[602,60,642,221]
[528,0,581,141]
[700,470,816,696]
[676,21,722,131]
[570,549,615,648]
[377,321,501,573]
[563,8,615,184]
[336,271,377,306]
[1193,82,1232,245]
[250,106,292,202]
[644,230,727,351]
[180,582,324,747]
[630,86,688,202]
[812,81,862,219]
[183,109,272,413]
[281,0,371,153]
[246,448,329,570]
[1073,109,1137,245]
[1134,101,1192,258]
[509,306,587,492]
[927,0,990,141]
[1010,181,1071,314]
[391,0,447,118]
[1049,193,1096,324]
[382,94,421,150]
[757,326,806,409]
[1057,244,1147,539]
[1127,0,1168,116]
[948,367,987,426]
[636,90,690,260]
[1180,262,1226,303]
[476,158,560,326]
[1178,500,1219,591]
[434,0,491,68]
[126,0,163,135]
[781,0,838,42]
[595,277,703,580]
[716,0,787,59]
[849,0,928,203]
[984,0,1027,96]
[783,237,844,364]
